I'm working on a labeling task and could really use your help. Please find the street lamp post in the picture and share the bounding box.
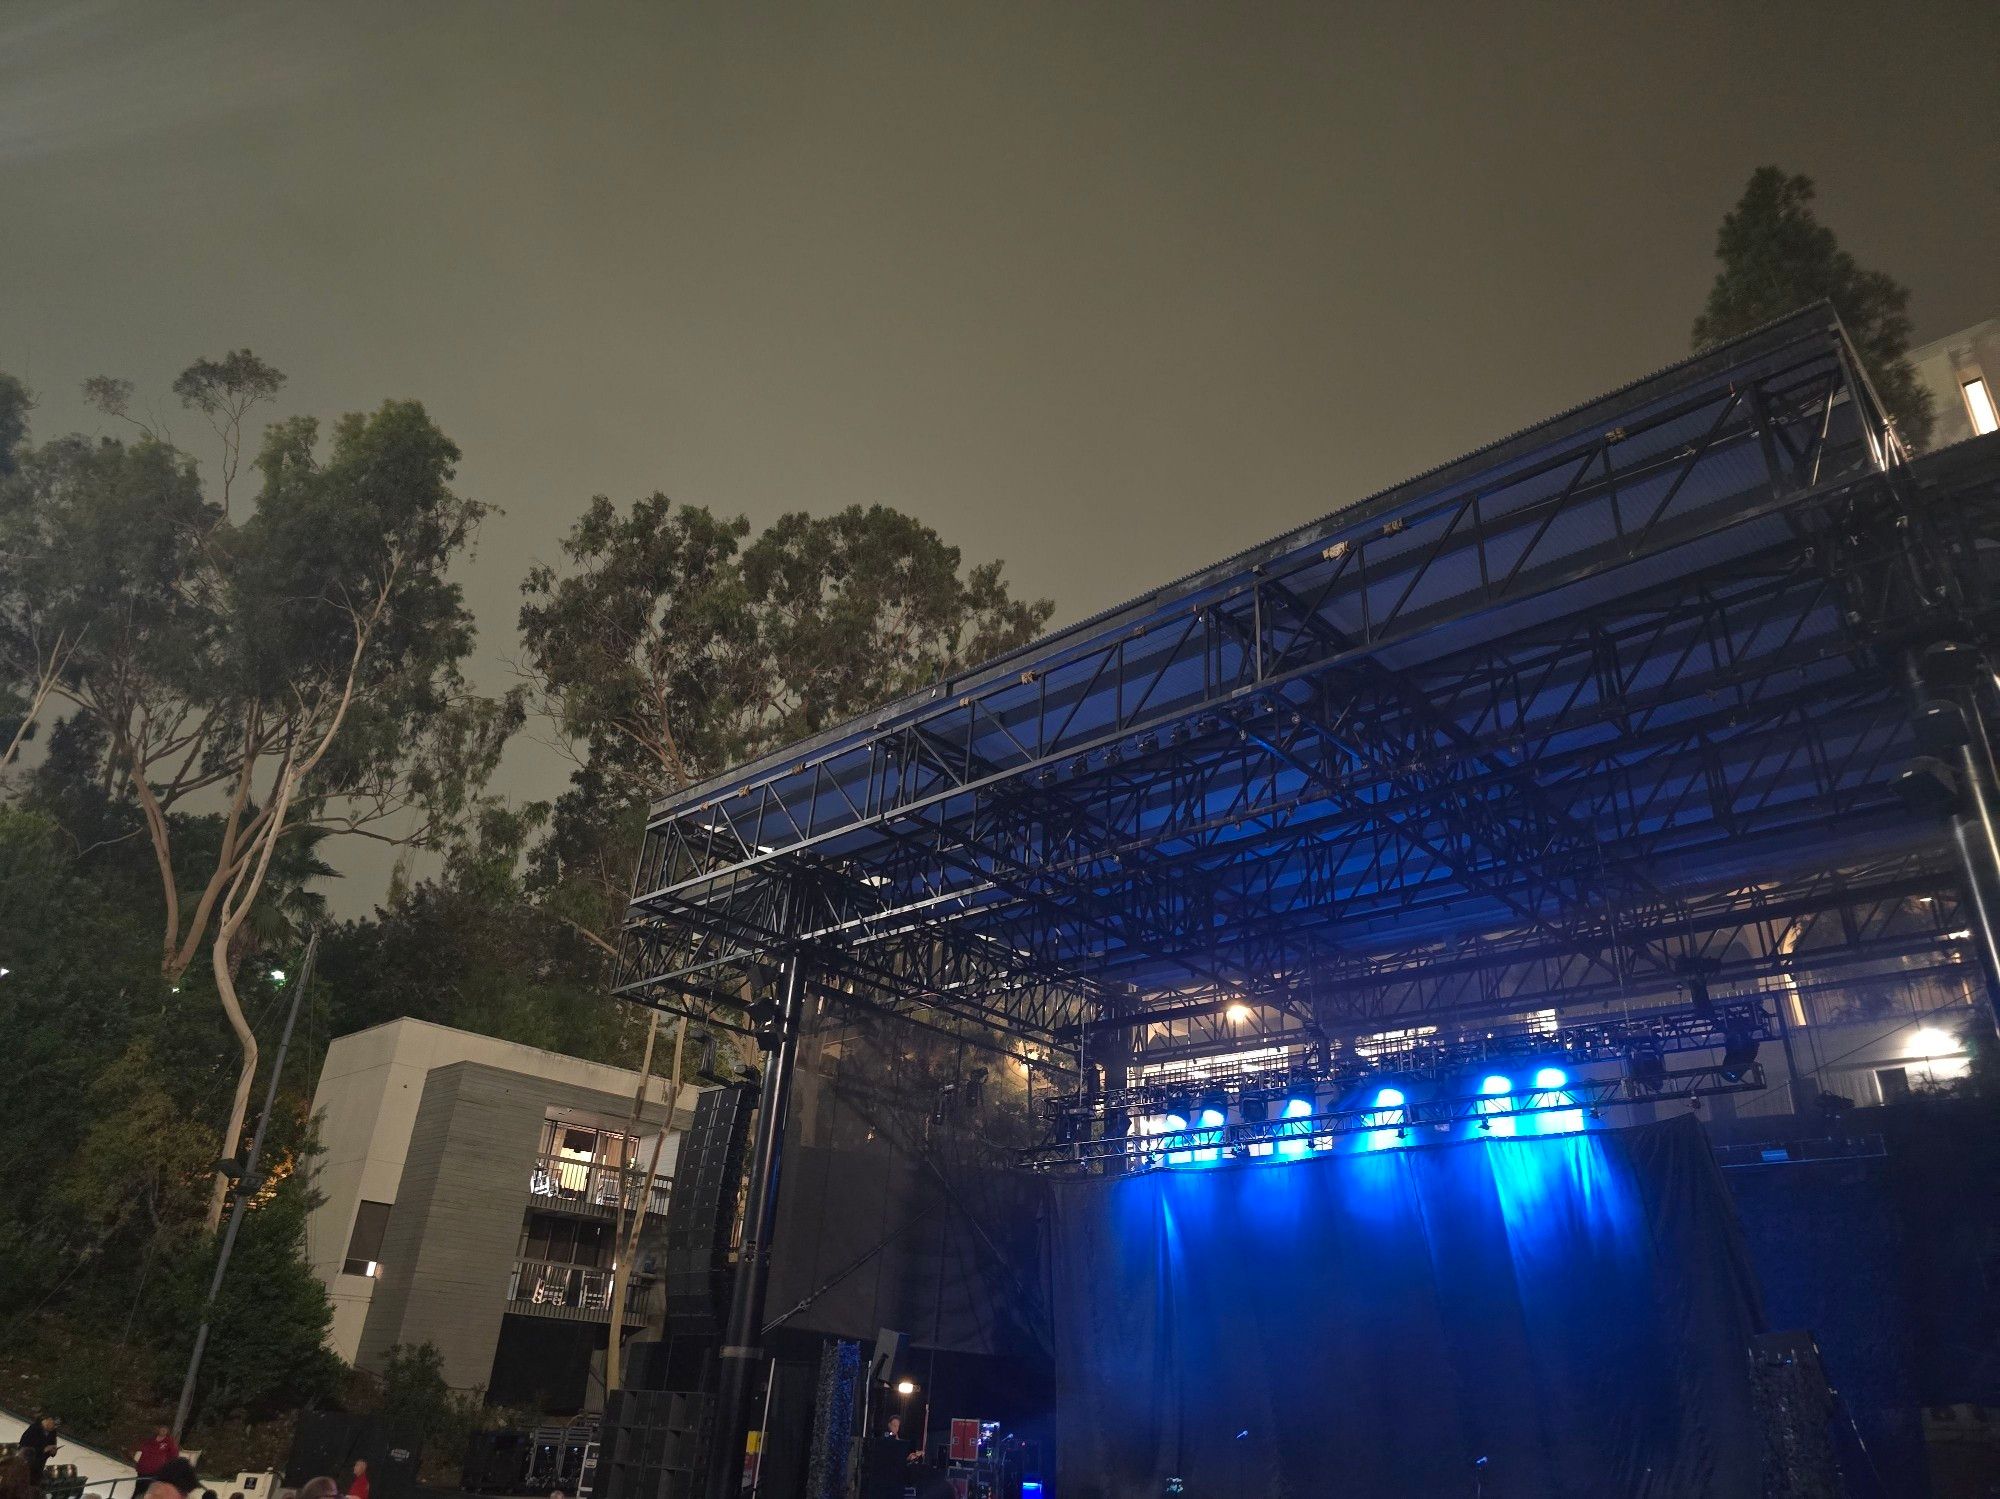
[172,928,320,1441]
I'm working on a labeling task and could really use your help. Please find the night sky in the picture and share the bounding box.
[6,1,1996,908]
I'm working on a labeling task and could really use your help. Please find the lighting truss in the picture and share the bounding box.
[1020,1063,1768,1173]
[1056,997,1772,1121]
[615,308,2000,1057]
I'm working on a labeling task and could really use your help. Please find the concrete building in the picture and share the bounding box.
[1910,317,2000,449]
[307,1018,694,1408]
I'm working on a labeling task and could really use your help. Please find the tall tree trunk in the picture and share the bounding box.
[205,939,260,1232]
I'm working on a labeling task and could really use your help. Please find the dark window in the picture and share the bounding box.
[521,1212,611,1268]
[343,1199,391,1277]
[1876,1067,1911,1103]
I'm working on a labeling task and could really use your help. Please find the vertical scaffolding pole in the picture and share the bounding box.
[707,934,809,1499]
[1912,645,2000,1035]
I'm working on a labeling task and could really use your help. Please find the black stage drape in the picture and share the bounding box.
[1049,1115,1764,1499]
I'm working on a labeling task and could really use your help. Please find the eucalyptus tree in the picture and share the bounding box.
[519,496,1051,953]
[0,356,517,1227]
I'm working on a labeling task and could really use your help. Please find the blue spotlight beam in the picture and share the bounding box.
[1021,1063,1765,1172]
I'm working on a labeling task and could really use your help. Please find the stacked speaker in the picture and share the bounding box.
[598,1390,714,1499]
[1748,1330,1845,1498]
[661,1082,755,1336]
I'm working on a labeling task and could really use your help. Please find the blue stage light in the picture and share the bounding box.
[1278,1095,1313,1157]
[1531,1066,1584,1135]
[1477,1074,1514,1137]
[1163,1112,1191,1165]
[1364,1085,1409,1152]
[1194,1106,1226,1163]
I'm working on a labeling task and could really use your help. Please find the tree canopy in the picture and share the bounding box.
[0,346,1054,1461]
[518,494,1052,950]
[1692,166,1934,449]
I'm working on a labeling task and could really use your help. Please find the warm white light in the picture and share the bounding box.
[269,967,287,986]
[1965,377,2000,437]
[1909,1027,1958,1058]
[895,1379,916,1396]
[1225,1002,1252,1023]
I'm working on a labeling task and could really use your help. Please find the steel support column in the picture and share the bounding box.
[706,937,810,1499]
[1913,646,2000,1034]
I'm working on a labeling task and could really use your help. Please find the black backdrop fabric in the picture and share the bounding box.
[1049,1115,1765,1499]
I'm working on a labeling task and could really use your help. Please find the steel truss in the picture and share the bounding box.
[616,309,2000,1066]
[1058,997,1774,1125]
[1021,1064,1769,1174]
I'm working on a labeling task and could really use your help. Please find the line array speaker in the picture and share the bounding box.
[598,1389,713,1499]
[661,1082,756,1336]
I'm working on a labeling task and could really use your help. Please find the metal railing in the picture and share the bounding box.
[506,1258,661,1323]
[527,1153,672,1217]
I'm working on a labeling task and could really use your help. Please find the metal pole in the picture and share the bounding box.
[1911,648,2000,1033]
[608,1015,685,1393]
[604,1011,660,1393]
[706,945,808,1499]
[173,926,319,1441]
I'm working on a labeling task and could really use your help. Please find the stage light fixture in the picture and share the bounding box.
[1532,1067,1567,1091]
[1919,640,1980,691]
[1627,1042,1666,1094]
[1226,1002,1252,1024]
[1194,1106,1227,1163]
[1895,756,1962,819]
[1475,1074,1514,1138]
[1239,1095,1269,1123]
[1720,1022,1760,1081]
[1912,700,1970,755]
[1374,1087,1406,1109]
[1278,1095,1314,1157]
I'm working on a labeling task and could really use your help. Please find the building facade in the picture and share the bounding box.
[307,1018,693,1407]
[1910,317,2000,448]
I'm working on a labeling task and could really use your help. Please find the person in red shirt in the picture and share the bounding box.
[134,1426,179,1488]
[345,1459,369,1499]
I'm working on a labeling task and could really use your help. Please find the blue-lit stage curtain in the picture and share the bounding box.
[1048,1116,1764,1499]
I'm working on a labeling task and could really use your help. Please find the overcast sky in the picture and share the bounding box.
[5,1,1996,911]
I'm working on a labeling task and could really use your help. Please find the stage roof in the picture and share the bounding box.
[617,307,2000,1055]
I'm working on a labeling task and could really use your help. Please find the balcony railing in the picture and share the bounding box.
[507,1257,661,1324]
[528,1153,673,1217]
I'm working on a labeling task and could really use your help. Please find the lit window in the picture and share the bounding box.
[1965,378,1999,437]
